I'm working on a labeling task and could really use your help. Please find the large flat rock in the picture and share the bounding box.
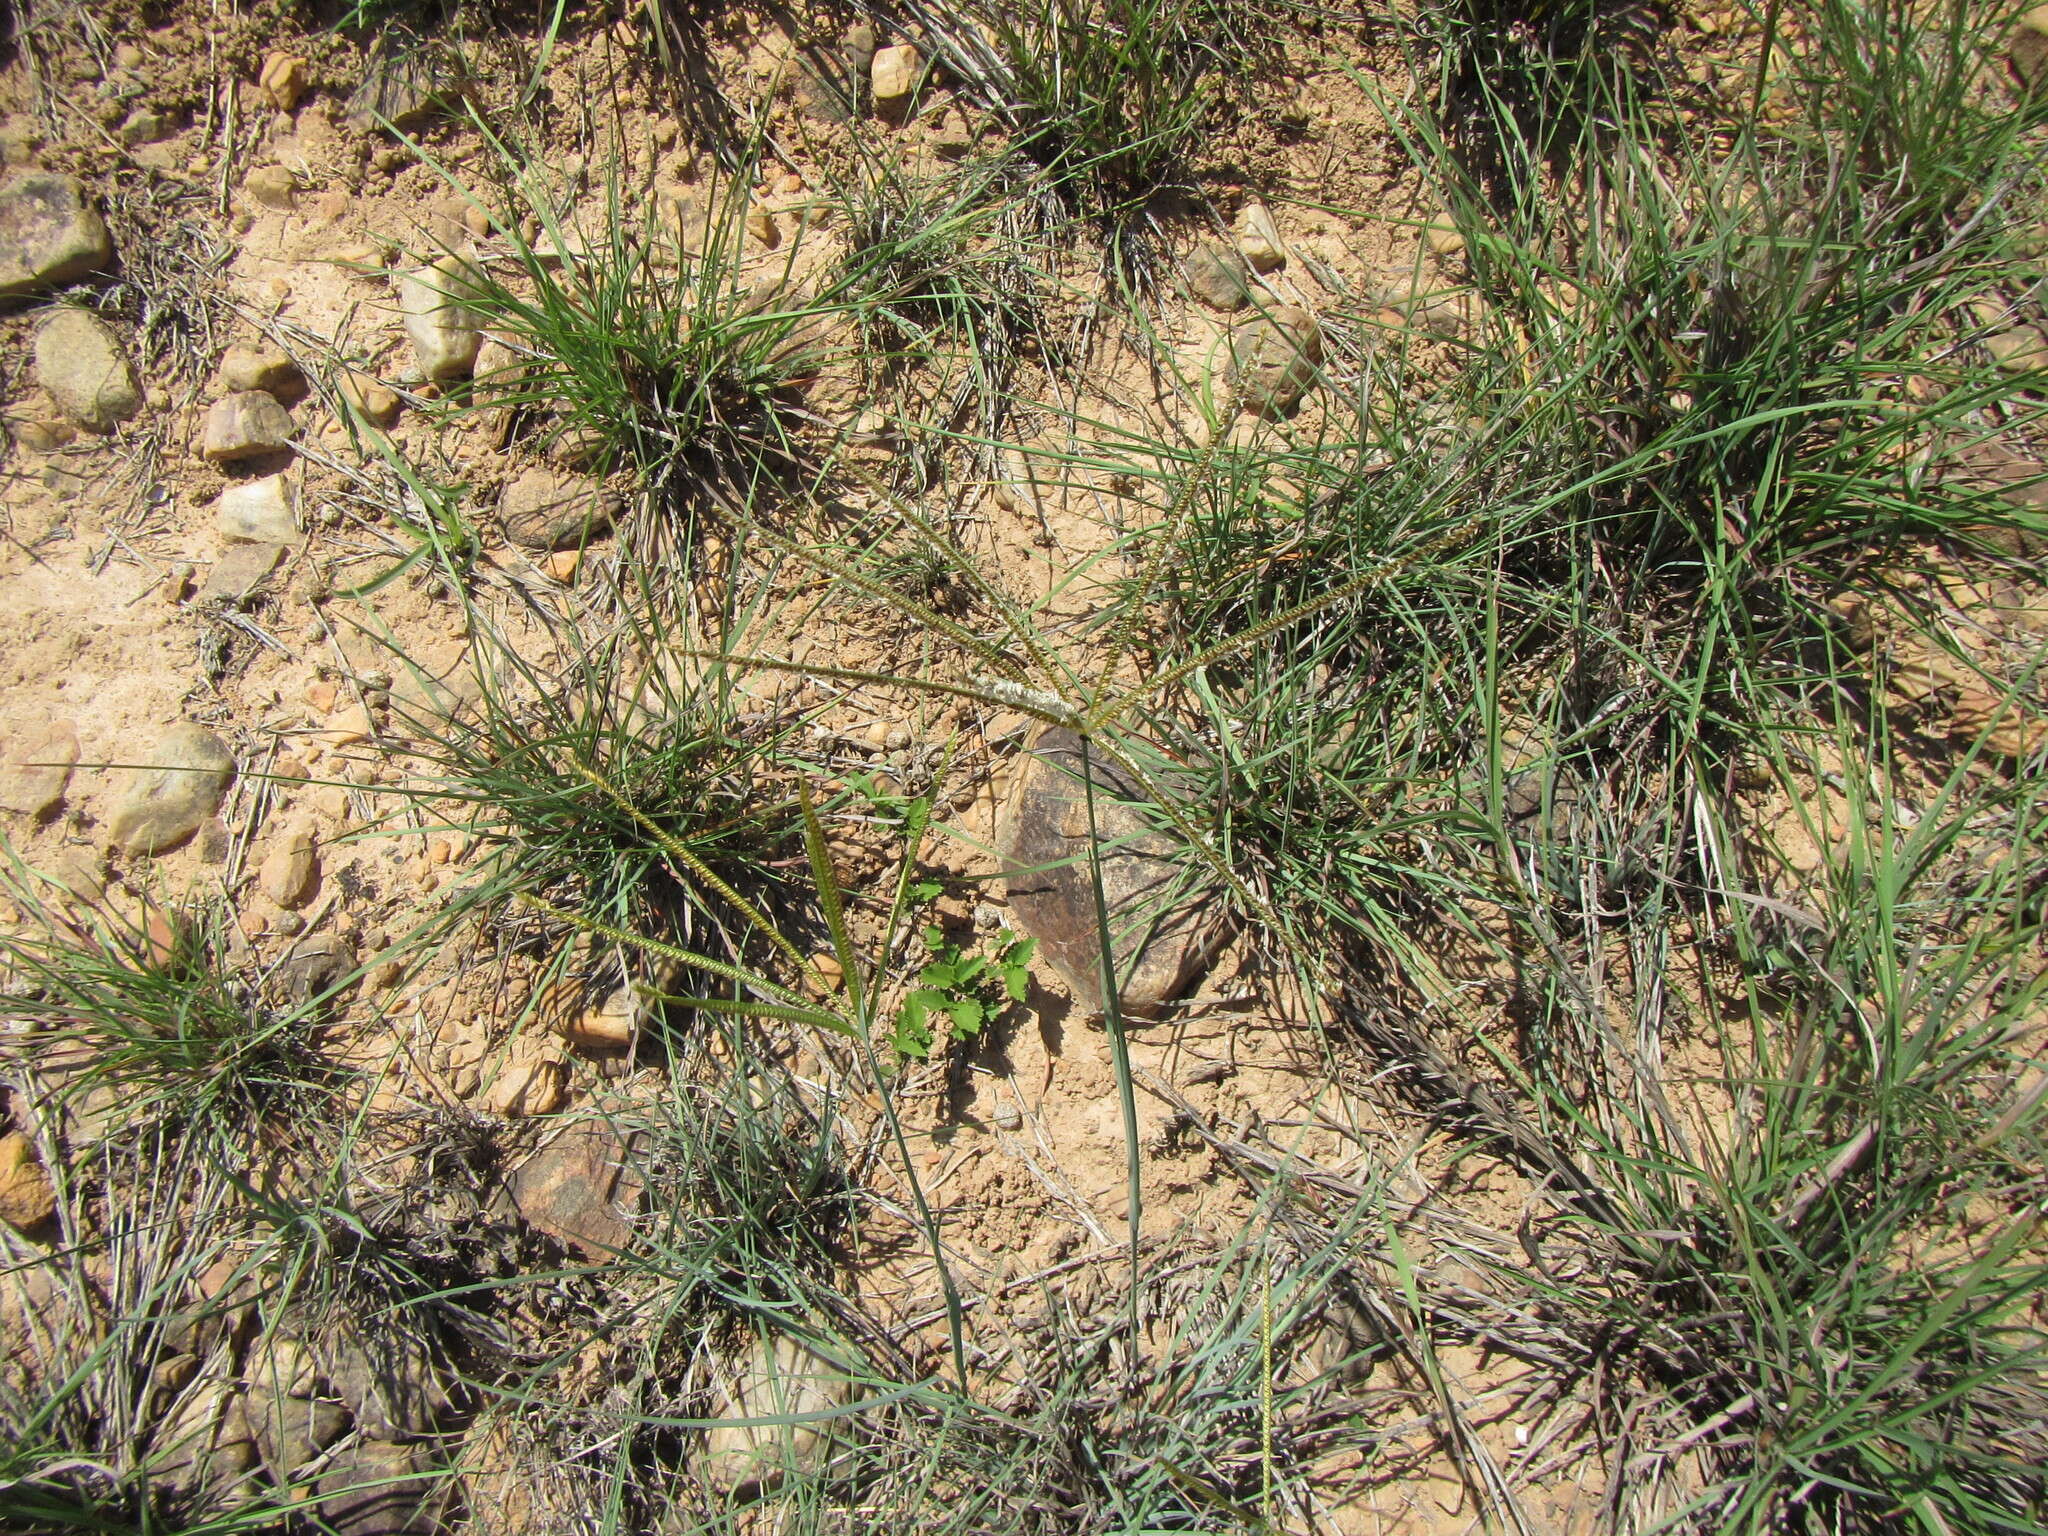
[999,727,1228,1018]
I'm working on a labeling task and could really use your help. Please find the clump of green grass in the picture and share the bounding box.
[421,132,858,500]
[0,878,340,1140]
[901,0,1262,217]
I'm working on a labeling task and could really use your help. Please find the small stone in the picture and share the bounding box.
[500,467,621,551]
[346,41,463,134]
[482,1044,567,1118]
[1228,305,1322,418]
[272,911,305,937]
[323,705,373,747]
[0,1132,56,1229]
[118,110,171,147]
[260,828,318,908]
[202,391,294,462]
[34,308,141,432]
[151,1380,259,1501]
[1425,212,1466,257]
[214,474,297,543]
[197,542,285,604]
[544,548,582,584]
[563,983,641,1049]
[885,725,912,750]
[702,1332,852,1490]
[1986,327,2048,374]
[278,932,354,1002]
[313,1440,446,1536]
[871,43,921,105]
[217,345,305,400]
[327,1327,451,1441]
[808,951,845,995]
[107,724,235,856]
[7,410,74,451]
[745,204,779,248]
[1,719,77,817]
[1234,202,1286,273]
[165,563,193,602]
[1000,726,1230,1017]
[508,1119,645,1255]
[399,256,485,380]
[2013,4,2048,87]
[260,52,310,112]
[337,369,401,427]
[992,1103,1023,1131]
[243,166,297,211]
[0,172,113,297]
[1182,242,1250,311]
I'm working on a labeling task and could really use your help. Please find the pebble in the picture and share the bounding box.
[322,705,373,747]
[398,255,485,380]
[336,370,401,427]
[0,1132,56,1230]
[0,172,113,297]
[214,473,298,543]
[1234,201,1287,273]
[201,391,294,462]
[1228,305,1322,419]
[500,467,622,551]
[1425,211,1466,257]
[34,308,142,432]
[1986,327,2048,374]
[259,828,317,907]
[885,725,912,750]
[106,723,235,856]
[0,719,77,818]
[259,52,310,112]
[872,43,921,104]
[242,166,297,211]
[1182,241,1251,312]
[483,1046,567,1117]
[2014,4,2048,87]
[217,345,304,400]
[564,984,641,1049]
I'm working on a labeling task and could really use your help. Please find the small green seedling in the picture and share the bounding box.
[892,919,1035,1060]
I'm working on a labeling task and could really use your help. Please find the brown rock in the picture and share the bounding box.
[277,932,355,1003]
[1,719,77,817]
[201,390,294,462]
[260,828,318,908]
[0,172,113,297]
[217,345,306,401]
[243,166,297,211]
[259,52,310,112]
[482,1042,567,1117]
[508,1119,645,1255]
[152,1381,259,1500]
[0,1132,56,1228]
[2013,4,2048,87]
[563,983,641,1049]
[107,724,235,856]
[1987,326,2048,374]
[327,1326,452,1440]
[314,1440,447,1536]
[34,308,141,431]
[1234,201,1286,273]
[1182,242,1250,312]
[701,1332,852,1490]
[338,369,401,427]
[1227,306,1321,419]
[197,542,285,604]
[499,467,621,551]
[1000,727,1229,1017]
